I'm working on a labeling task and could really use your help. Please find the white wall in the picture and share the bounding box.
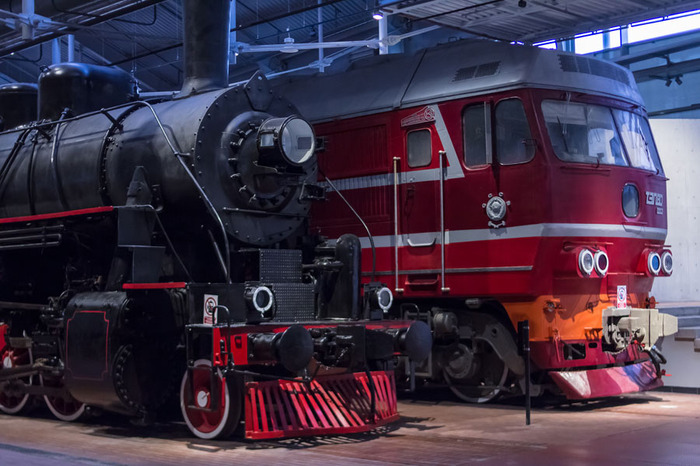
[650,119,700,302]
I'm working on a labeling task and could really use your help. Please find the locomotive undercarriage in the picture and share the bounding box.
[0,208,431,438]
[398,301,526,402]
[396,297,676,402]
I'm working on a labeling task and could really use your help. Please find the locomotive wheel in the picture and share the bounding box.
[443,339,509,403]
[180,360,242,439]
[0,347,32,414]
[41,374,86,422]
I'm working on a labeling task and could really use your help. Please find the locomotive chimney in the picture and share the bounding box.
[180,0,231,96]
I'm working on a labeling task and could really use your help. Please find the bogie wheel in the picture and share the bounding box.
[180,359,243,439]
[443,339,509,403]
[41,374,86,422]
[0,346,32,414]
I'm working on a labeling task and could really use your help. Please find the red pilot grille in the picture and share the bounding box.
[244,371,398,439]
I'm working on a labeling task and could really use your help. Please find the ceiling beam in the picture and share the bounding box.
[613,32,700,65]
[0,0,164,58]
[634,56,700,83]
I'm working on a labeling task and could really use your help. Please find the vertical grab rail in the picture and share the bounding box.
[439,150,449,293]
[393,157,403,294]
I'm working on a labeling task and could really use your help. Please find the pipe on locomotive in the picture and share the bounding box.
[180,0,231,97]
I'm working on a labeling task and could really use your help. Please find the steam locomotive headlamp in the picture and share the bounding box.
[578,249,595,277]
[594,250,609,277]
[647,252,662,276]
[661,251,673,275]
[245,285,275,317]
[371,286,394,313]
[257,116,316,166]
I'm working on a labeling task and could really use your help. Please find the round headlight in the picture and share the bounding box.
[578,249,595,277]
[376,286,393,312]
[622,184,640,218]
[250,286,274,313]
[661,251,673,275]
[594,250,609,276]
[647,252,661,276]
[257,116,316,167]
[280,118,315,165]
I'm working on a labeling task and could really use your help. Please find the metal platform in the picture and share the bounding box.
[1,391,699,465]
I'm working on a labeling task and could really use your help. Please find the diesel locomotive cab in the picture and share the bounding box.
[280,39,677,403]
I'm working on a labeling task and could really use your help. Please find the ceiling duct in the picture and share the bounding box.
[180,0,230,96]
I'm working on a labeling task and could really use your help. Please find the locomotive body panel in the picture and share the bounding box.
[287,39,676,401]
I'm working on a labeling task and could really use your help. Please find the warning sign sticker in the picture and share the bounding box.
[616,285,627,309]
[203,294,218,325]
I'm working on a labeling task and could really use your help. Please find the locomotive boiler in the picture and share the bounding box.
[0,0,430,440]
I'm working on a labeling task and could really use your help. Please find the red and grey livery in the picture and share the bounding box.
[277,39,678,401]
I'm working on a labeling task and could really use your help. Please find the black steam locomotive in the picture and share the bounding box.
[0,0,430,440]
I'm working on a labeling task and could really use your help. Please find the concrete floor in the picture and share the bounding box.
[0,390,698,465]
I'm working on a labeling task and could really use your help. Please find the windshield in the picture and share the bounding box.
[611,109,663,173]
[541,100,663,174]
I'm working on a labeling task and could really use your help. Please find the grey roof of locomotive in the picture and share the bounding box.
[275,39,644,124]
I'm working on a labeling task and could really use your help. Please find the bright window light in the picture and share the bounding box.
[575,30,621,54]
[628,10,700,43]
[537,9,700,54]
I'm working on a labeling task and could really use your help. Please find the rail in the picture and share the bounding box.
[439,150,449,293]
[393,157,403,293]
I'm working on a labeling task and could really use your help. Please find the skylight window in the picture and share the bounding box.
[628,10,700,43]
[534,9,700,53]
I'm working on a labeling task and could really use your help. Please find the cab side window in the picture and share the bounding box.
[495,99,534,165]
[462,103,492,168]
[407,129,432,168]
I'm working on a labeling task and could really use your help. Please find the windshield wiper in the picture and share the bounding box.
[556,116,571,154]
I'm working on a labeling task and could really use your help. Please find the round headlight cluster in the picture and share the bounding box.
[578,249,594,277]
[661,251,673,275]
[579,249,609,277]
[647,252,661,276]
[594,251,609,276]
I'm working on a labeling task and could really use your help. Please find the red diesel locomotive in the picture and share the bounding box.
[278,39,678,402]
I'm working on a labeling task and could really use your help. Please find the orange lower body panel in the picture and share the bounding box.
[244,371,398,440]
[549,360,663,399]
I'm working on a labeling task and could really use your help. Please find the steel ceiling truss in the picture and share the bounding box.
[379,0,700,43]
[1,0,700,91]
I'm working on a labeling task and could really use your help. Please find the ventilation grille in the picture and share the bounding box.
[558,54,630,86]
[453,61,500,82]
[271,282,315,322]
[259,249,301,283]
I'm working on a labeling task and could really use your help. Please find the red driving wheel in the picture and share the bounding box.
[41,374,86,422]
[0,346,31,414]
[180,360,242,439]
